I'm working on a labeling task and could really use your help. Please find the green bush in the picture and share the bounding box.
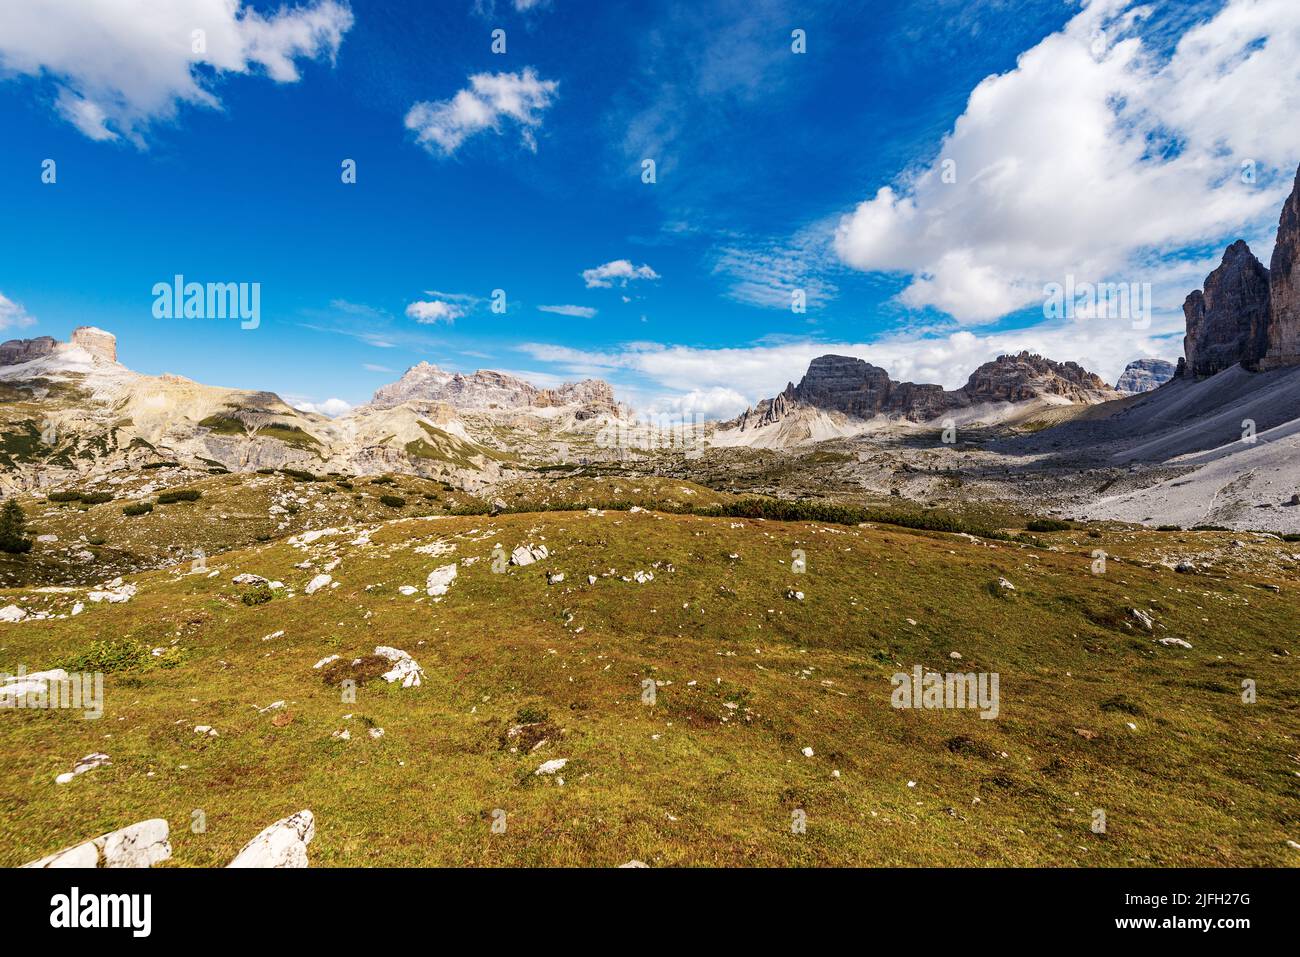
[380,494,406,508]
[78,491,114,505]
[0,499,32,554]
[142,461,178,470]
[63,638,154,673]
[1156,524,1182,532]
[281,468,319,482]
[1026,518,1072,532]
[47,490,82,503]
[157,489,202,504]
[241,585,273,606]
[122,501,154,516]
[86,535,106,546]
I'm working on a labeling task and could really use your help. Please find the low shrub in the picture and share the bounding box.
[122,501,154,516]
[157,489,201,504]
[379,494,406,508]
[1025,518,1072,532]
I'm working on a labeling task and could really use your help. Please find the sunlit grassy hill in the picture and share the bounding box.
[1,492,1296,866]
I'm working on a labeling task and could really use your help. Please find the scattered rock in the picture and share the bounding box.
[425,563,457,597]
[511,544,549,566]
[535,758,568,775]
[1128,608,1155,631]
[0,604,28,622]
[54,752,111,785]
[227,810,315,868]
[374,646,424,687]
[1158,637,1193,649]
[305,574,333,595]
[23,818,172,869]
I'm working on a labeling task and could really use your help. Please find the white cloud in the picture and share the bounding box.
[581,259,660,289]
[0,293,37,332]
[405,300,464,325]
[0,0,353,144]
[405,68,558,156]
[363,363,395,373]
[834,0,1300,325]
[294,397,353,417]
[642,387,751,422]
[538,304,597,318]
[712,222,840,310]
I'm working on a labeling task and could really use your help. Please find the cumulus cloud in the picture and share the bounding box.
[405,68,558,156]
[0,293,36,331]
[405,300,464,325]
[294,397,353,417]
[0,0,353,144]
[581,259,660,289]
[537,304,597,318]
[642,387,751,422]
[834,0,1300,325]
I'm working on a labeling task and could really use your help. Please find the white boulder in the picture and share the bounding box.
[227,810,315,868]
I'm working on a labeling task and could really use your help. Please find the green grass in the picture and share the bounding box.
[0,505,1295,867]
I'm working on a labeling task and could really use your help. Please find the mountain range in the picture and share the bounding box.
[3,165,1298,530]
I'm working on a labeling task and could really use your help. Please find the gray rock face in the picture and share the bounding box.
[369,362,617,417]
[1262,164,1300,369]
[0,327,117,366]
[1116,358,1177,393]
[1182,240,1271,376]
[0,336,56,365]
[735,352,1117,427]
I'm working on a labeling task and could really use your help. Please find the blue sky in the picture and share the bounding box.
[2,0,1298,419]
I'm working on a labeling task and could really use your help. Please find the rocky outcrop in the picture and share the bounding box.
[0,327,117,367]
[70,326,117,362]
[732,352,1117,429]
[1116,358,1177,393]
[1179,165,1300,375]
[962,352,1113,404]
[1182,240,1271,376]
[0,336,56,365]
[1261,164,1300,369]
[368,362,618,419]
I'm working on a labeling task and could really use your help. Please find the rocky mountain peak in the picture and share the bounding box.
[1181,165,1300,376]
[70,326,117,362]
[368,361,620,418]
[730,350,1117,432]
[0,327,118,367]
[1115,357,1176,394]
[1182,240,1271,376]
[1261,163,1300,368]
